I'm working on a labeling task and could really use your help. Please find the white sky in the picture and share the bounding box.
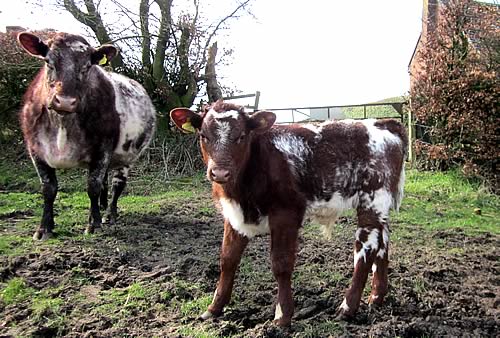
[3,1,492,111]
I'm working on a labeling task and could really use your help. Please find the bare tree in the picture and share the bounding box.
[51,0,252,113]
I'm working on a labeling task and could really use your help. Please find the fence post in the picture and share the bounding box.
[407,107,415,166]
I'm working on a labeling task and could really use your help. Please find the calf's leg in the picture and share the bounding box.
[104,166,129,225]
[369,223,389,306]
[269,209,301,327]
[85,154,110,234]
[338,207,388,318]
[32,156,58,240]
[201,220,249,320]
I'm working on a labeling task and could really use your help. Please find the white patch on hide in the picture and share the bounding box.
[67,40,89,53]
[56,126,67,152]
[274,303,283,320]
[339,298,350,312]
[361,119,401,154]
[100,68,155,164]
[219,198,269,238]
[215,120,231,150]
[271,132,310,176]
[207,108,240,120]
[354,228,380,267]
[307,192,359,239]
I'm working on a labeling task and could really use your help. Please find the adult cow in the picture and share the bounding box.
[170,100,406,326]
[18,32,156,240]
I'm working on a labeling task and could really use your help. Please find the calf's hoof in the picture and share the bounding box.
[368,294,385,306]
[200,310,216,321]
[335,299,357,321]
[273,317,292,327]
[33,230,54,241]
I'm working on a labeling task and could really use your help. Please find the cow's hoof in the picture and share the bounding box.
[103,214,116,225]
[200,310,215,321]
[33,230,53,241]
[272,318,292,327]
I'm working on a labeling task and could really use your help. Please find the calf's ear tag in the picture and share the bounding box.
[181,120,196,133]
[98,55,108,65]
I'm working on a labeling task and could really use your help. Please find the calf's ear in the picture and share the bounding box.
[248,111,276,134]
[92,45,119,65]
[17,32,49,58]
[170,108,203,134]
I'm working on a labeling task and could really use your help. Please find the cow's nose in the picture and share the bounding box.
[210,168,230,183]
[51,95,78,113]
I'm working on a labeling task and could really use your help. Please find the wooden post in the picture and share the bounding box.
[407,106,415,166]
[254,91,260,111]
[363,105,367,119]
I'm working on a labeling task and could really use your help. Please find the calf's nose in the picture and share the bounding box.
[210,168,230,183]
[51,94,78,113]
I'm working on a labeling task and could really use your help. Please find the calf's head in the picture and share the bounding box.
[17,32,118,114]
[170,101,276,184]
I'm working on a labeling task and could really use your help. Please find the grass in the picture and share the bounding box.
[0,277,35,305]
[393,169,499,235]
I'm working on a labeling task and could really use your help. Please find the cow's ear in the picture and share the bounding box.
[91,45,119,66]
[248,111,276,134]
[17,32,49,58]
[170,108,203,134]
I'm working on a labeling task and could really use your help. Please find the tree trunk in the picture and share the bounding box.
[205,42,223,102]
[63,0,125,70]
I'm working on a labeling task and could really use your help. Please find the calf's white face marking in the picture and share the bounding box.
[220,198,269,238]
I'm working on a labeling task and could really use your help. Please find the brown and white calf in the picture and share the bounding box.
[18,32,156,240]
[170,100,406,326]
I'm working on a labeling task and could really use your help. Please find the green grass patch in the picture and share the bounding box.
[297,320,343,337]
[177,325,222,338]
[180,295,212,317]
[394,169,500,235]
[0,277,35,304]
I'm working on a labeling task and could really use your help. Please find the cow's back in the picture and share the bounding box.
[270,119,406,217]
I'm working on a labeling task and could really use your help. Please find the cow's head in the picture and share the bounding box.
[170,100,276,184]
[17,32,118,114]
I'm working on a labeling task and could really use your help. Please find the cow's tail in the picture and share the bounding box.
[393,165,405,212]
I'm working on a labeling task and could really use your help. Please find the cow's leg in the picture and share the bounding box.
[201,220,249,320]
[85,154,110,234]
[32,156,58,240]
[338,207,387,318]
[369,223,389,306]
[100,169,109,212]
[105,166,129,225]
[269,209,301,327]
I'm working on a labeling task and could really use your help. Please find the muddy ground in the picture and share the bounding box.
[0,190,499,337]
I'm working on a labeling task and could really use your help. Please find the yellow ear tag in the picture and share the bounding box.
[181,121,196,133]
[98,55,108,65]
